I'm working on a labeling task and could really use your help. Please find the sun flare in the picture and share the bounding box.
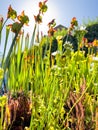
[17,0,59,35]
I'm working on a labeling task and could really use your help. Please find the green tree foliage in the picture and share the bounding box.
[84,23,98,42]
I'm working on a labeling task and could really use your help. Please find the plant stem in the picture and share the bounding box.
[65,73,94,122]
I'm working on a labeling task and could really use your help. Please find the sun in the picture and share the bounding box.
[17,0,59,35]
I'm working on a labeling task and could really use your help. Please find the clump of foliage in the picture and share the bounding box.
[0,0,98,130]
[84,23,98,42]
[6,91,31,130]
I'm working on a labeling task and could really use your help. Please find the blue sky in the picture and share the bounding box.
[0,0,98,33]
[0,0,98,54]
